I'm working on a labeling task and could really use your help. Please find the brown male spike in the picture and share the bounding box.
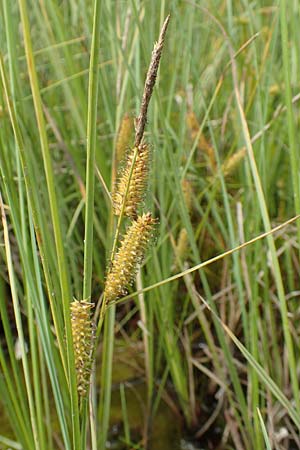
[112,143,151,218]
[134,14,170,147]
[70,299,95,397]
[104,213,156,303]
[112,15,169,219]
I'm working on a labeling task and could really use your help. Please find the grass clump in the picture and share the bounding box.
[1,2,300,450]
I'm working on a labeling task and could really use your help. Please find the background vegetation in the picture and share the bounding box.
[0,1,300,449]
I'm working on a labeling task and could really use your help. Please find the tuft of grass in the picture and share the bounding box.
[1,2,300,450]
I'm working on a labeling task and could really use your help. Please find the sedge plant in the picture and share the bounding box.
[1,2,300,450]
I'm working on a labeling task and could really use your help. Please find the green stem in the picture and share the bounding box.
[83,0,103,301]
[231,31,300,414]
[81,3,103,444]
[17,0,80,446]
[0,55,70,448]
[1,196,40,450]
[280,0,300,228]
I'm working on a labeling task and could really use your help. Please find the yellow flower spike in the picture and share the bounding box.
[70,299,95,397]
[112,143,151,218]
[104,213,156,303]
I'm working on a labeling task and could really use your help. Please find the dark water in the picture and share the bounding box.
[107,380,206,450]
[105,346,222,450]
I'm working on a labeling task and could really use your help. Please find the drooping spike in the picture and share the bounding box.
[104,213,156,303]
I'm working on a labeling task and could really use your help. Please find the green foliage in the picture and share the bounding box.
[1,1,300,449]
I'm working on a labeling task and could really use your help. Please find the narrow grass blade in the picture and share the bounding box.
[257,409,272,450]
[83,0,103,300]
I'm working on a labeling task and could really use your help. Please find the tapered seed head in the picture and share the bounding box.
[70,300,95,397]
[112,143,151,218]
[104,213,156,303]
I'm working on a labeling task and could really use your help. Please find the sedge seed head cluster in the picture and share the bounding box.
[69,15,169,405]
